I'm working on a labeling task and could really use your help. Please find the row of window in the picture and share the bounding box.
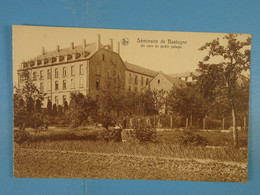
[39,78,84,92]
[128,74,149,86]
[31,64,84,81]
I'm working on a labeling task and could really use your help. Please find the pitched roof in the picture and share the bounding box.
[32,42,97,60]
[125,62,158,77]
[169,71,200,78]
[159,71,186,87]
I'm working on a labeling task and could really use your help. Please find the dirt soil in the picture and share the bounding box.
[14,147,247,182]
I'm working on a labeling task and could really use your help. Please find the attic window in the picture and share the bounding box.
[83,51,90,58]
[67,54,73,61]
[102,54,105,61]
[158,79,160,84]
[37,60,42,66]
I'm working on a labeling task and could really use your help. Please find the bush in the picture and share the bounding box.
[97,129,122,142]
[13,129,30,144]
[131,117,157,143]
[178,130,208,146]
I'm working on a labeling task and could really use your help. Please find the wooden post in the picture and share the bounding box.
[244,116,246,131]
[222,117,225,130]
[203,118,205,130]
[170,116,173,129]
[158,117,160,129]
[154,115,156,128]
[186,118,188,129]
[190,115,193,128]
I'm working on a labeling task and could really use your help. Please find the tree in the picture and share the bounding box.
[13,70,45,130]
[66,92,98,127]
[167,84,205,128]
[196,34,251,147]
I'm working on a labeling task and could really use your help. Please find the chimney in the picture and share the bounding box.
[71,42,74,50]
[97,34,101,49]
[117,42,120,55]
[42,47,45,55]
[110,38,113,51]
[57,45,60,52]
[83,39,86,48]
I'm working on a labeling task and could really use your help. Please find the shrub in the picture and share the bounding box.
[97,128,122,142]
[178,130,208,146]
[131,117,157,143]
[13,129,30,144]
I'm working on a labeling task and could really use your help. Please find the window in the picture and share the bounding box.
[47,69,51,79]
[135,75,138,85]
[71,66,75,76]
[47,81,51,91]
[108,81,111,89]
[33,72,37,81]
[158,79,160,84]
[128,86,131,92]
[55,81,59,91]
[79,64,83,75]
[20,74,24,82]
[55,68,58,78]
[102,54,105,61]
[141,77,144,86]
[96,95,100,101]
[135,87,137,92]
[63,67,66,77]
[146,78,149,86]
[129,74,132,84]
[40,82,44,92]
[96,64,101,75]
[71,78,75,89]
[63,95,66,104]
[96,79,100,89]
[79,77,83,88]
[63,80,66,90]
[55,96,59,105]
[40,71,43,80]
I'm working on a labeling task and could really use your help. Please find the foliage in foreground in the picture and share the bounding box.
[178,130,209,146]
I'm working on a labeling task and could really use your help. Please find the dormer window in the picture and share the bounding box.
[67,54,73,61]
[158,79,160,84]
[51,57,56,63]
[59,56,64,62]
[37,60,42,66]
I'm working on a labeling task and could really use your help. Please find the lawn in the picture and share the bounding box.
[13,127,248,182]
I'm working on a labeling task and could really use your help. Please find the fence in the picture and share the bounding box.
[125,115,248,130]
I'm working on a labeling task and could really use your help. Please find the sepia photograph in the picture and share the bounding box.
[12,25,251,182]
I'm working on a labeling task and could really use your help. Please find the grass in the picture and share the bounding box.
[13,127,248,181]
[18,139,247,163]
[14,144,247,181]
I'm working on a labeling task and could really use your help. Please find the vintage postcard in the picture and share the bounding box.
[13,25,251,182]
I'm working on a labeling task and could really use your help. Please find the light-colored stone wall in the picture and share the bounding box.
[124,70,153,92]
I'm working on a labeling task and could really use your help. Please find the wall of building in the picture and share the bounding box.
[89,48,125,100]
[18,59,89,107]
[125,70,153,93]
[149,73,173,92]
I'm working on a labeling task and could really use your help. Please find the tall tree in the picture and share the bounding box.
[13,70,45,129]
[196,34,251,147]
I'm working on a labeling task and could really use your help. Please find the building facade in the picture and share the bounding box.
[17,35,125,107]
[17,34,192,108]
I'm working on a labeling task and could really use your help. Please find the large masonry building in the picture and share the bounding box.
[17,35,185,107]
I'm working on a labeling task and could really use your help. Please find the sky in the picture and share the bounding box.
[12,25,251,86]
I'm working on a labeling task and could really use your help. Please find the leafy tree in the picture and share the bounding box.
[46,100,52,115]
[196,34,251,147]
[52,104,57,116]
[66,92,98,127]
[167,84,205,128]
[13,70,45,130]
